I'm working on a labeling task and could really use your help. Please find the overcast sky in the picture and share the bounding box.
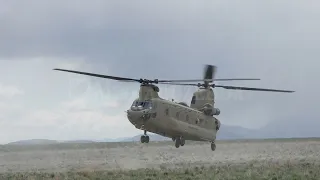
[0,0,318,144]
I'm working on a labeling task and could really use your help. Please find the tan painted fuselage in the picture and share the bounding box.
[126,84,221,143]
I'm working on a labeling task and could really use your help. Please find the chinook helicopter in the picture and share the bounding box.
[53,65,294,151]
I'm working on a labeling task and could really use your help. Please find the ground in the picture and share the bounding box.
[0,138,319,179]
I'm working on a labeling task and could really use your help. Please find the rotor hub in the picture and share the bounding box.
[139,78,160,85]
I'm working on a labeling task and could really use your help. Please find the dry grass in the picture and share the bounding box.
[0,138,320,179]
[1,160,319,180]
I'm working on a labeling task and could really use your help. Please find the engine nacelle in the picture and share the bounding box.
[202,103,221,116]
[212,108,220,115]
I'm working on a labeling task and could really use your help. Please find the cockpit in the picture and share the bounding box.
[130,100,153,111]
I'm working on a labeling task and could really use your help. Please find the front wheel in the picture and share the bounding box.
[175,138,180,148]
[140,136,145,143]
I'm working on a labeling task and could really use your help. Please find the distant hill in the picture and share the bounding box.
[7,139,58,145]
[257,118,320,138]
[7,119,320,145]
[216,124,258,140]
[62,140,96,143]
[7,139,95,145]
[119,120,320,142]
[218,118,320,139]
[100,137,133,142]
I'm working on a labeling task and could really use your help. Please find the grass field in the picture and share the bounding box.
[1,160,319,180]
[0,138,319,179]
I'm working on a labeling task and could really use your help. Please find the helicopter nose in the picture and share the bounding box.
[127,110,142,120]
[126,109,152,127]
[127,110,144,126]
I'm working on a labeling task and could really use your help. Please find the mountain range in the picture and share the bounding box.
[6,118,320,145]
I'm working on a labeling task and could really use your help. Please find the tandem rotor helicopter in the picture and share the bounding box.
[53,65,294,151]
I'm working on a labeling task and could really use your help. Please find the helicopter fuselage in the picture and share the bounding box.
[126,97,220,142]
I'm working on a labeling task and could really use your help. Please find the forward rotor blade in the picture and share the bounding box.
[53,68,140,82]
[158,79,211,83]
[215,85,294,93]
[53,68,261,84]
[158,78,260,83]
[158,82,199,86]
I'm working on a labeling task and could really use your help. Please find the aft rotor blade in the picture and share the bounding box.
[215,78,260,81]
[158,78,260,83]
[203,65,217,83]
[215,85,294,93]
[53,68,140,82]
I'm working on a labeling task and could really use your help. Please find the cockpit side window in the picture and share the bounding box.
[144,102,149,107]
[131,100,138,107]
[191,95,196,104]
[131,100,153,109]
[144,101,152,109]
[138,102,144,107]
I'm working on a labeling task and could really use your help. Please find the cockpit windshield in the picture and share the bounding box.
[131,100,152,110]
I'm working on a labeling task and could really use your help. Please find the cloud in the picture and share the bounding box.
[5,97,138,144]
[0,58,142,144]
[0,83,24,98]
[0,83,24,129]
[60,98,89,111]
[0,0,319,142]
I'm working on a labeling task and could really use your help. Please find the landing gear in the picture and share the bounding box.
[180,137,185,146]
[140,130,149,143]
[175,138,180,148]
[174,136,185,148]
[140,135,149,143]
[211,142,216,151]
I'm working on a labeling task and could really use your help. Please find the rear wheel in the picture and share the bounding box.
[211,142,216,151]
[180,138,185,146]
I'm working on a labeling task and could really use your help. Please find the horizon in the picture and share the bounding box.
[5,136,320,146]
[5,123,320,145]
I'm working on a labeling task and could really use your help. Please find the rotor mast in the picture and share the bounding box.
[138,84,160,101]
[190,65,216,110]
